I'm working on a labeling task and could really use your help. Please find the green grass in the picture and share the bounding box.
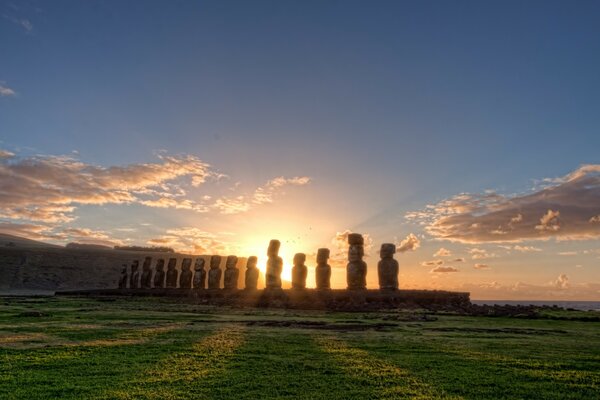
[1,297,599,399]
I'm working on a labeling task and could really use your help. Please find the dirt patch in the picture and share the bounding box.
[425,327,567,335]
[245,319,398,331]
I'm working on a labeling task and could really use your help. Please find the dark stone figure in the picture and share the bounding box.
[118,264,127,289]
[140,257,153,289]
[129,260,140,289]
[315,248,331,290]
[179,258,193,289]
[153,259,166,288]
[346,233,367,290]
[244,256,259,290]
[166,258,178,288]
[207,255,222,289]
[223,255,239,289]
[291,253,307,289]
[266,240,283,289]
[193,258,206,289]
[378,243,399,290]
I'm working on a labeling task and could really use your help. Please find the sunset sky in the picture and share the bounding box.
[1,1,600,299]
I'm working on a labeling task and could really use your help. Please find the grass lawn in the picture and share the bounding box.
[0,296,599,399]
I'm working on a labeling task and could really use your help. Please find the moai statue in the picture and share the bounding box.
[179,258,193,289]
[346,233,367,290]
[140,256,153,289]
[166,258,178,288]
[118,264,128,289]
[378,243,399,290]
[207,255,222,289]
[193,258,207,289]
[129,260,140,289]
[244,256,259,290]
[291,253,308,289]
[153,259,166,288]
[223,255,239,289]
[265,240,283,289]
[315,248,331,290]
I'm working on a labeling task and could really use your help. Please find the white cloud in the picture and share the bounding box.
[430,266,459,273]
[147,227,232,255]
[0,83,16,97]
[473,263,491,270]
[421,260,444,267]
[469,248,496,260]
[434,247,451,257]
[512,245,542,252]
[396,233,420,253]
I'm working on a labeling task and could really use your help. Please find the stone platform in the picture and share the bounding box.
[56,288,471,311]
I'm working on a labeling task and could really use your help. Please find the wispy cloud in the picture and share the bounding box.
[430,266,459,273]
[147,227,232,254]
[473,263,491,270]
[395,233,420,253]
[433,247,451,257]
[0,83,16,97]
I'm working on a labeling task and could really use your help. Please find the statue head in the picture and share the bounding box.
[142,257,152,270]
[380,243,396,259]
[156,259,165,271]
[246,256,258,269]
[267,239,280,257]
[167,258,177,270]
[226,255,238,269]
[210,255,222,270]
[293,253,306,265]
[131,260,139,271]
[194,258,205,271]
[317,248,330,264]
[348,244,364,262]
[182,258,192,271]
[347,233,364,246]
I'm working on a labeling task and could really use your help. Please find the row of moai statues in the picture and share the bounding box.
[118,233,399,291]
[119,255,258,290]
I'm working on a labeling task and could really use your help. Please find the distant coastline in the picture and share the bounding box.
[472,300,600,311]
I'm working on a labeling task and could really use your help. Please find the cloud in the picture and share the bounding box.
[453,258,465,262]
[214,176,311,214]
[0,83,16,97]
[3,15,32,32]
[512,245,542,252]
[0,149,311,223]
[469,248,496,260]
[147,227,232,254]
[434,247,451,257]
[590,215,600,223]
[421,260,444,267]
[474,263,491,270]
[553,274,569,289]
[407,165,600,243]
[558,251,577,256]
[430,266,459,273]
[396,233,420,253]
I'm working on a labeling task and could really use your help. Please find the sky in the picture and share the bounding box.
[1,0,600,300]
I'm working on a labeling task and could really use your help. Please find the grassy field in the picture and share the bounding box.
[0,296,599,399]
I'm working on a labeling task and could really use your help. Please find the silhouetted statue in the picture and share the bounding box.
[266,240,283,289]
[193,258,206,289]
[118,264,127,289]
[244,256,259,290]
[378,243,399,290]
[129,260,140,289]
[179,258,193,289]
[291,253,307,289]
[153,259,166,288]
[315,248,331,290]
[166,258,178,288]
[141,256,153,289]
[208,255,222,289]
[223,255,239,289]
[347,233,367,290]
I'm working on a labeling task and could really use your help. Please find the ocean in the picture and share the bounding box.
[472,300,600,311]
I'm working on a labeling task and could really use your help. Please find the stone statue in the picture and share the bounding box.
[244,256,259,290]
[129,260,140,289]
[378,243,399,290]
[223,255,239,289]
[291,253,307,289]
[153,259,166,288]
[193,258,206,289]
[207,255,222,289]
[140,257,153,289]
[265,240,283,289]
[315,248,331,290]
[179,258,193,289]
[166,258,178,288]
[346,233,367,290]
[118,264,127,289]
